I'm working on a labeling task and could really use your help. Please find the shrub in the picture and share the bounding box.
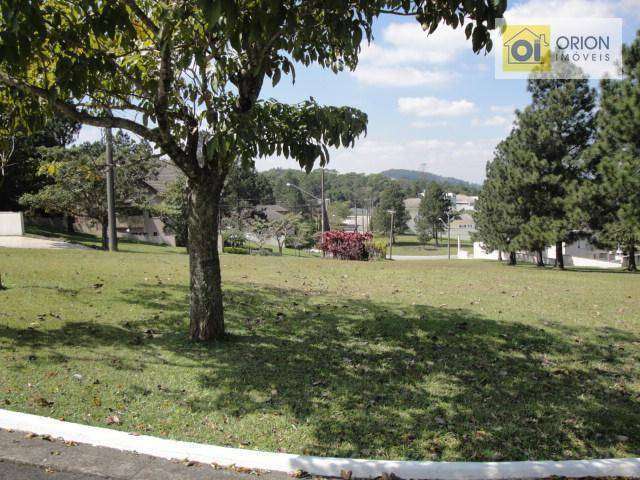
[222,229,246,248]
[319,231,373,261]
[223,246,250,255]
[367,239,388,260]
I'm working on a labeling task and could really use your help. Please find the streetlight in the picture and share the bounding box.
[438,212,452,260]
[387,209,395,260]
[285,182,330,232]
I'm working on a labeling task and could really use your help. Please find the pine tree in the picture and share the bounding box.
[371,184,410,240]
[416,182,454,247]
[577,34,640,271]
[504,74,596,267]
[473,136,524,265]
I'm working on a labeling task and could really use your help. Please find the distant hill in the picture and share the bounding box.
[381,169,481,193]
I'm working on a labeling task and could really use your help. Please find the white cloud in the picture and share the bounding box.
[256,137,499,183]
[398,97,476,118]
[472,115,512,127]
[490,105,515,114]
[410,120,449,128]
[618,0,640,20]
[351,21,471,87]
[351,66,454,87]
[505,0,617,19]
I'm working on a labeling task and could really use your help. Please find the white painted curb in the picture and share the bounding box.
[1,409,638,479]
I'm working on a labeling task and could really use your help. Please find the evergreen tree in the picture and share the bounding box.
[415,182,454,247]
[473,136,525,265]
[576,34,640,271]
[497,73,596,267]
[371,184,410,239]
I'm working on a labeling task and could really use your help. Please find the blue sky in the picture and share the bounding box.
[76,0,640,184]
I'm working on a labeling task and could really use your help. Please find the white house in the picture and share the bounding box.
[473,239,631,269]
[447,193,478,212]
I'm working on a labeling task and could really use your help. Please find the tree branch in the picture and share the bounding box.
[121,0,159,36]
[0,71,159,142]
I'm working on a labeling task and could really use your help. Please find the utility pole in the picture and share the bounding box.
[105,127,118,252]
[439,213,451,260]
[320,167,330,232]
[387,209,395,260]
[354,201,358,232]
[447,217,451,260]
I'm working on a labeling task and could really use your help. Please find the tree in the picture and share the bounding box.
[286,219,317,254]
[153,174,189,247]
[515,73,596,268]
[473,136,526,265]
[0,1,504,340]
[328,200,351,228]
[222,162,274,228]
[248,217,272,251]
[270,213,302,255]
[371,183,410,239]
[576,34,640,271]
[20,132,158,249]
[416,182,454,247]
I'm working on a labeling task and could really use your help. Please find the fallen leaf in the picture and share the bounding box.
[105,415,121,425]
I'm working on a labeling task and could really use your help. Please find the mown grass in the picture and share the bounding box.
[385,234,473,256]
[0,242,639,462]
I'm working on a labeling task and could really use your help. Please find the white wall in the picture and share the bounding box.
[473,242,501,260]
[0,212,24,236]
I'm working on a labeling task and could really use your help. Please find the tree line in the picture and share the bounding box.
[474,33,640,272]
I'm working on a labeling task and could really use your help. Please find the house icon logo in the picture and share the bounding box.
[502,25,551,72]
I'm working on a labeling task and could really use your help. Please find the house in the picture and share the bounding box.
[403,194,478,235]
[449,213,476,241]
[254,204,290,222]
[447,193,478,212]
[473,238,636,269]
[73,161,182,246]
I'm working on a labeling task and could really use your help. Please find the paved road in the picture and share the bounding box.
[0,236,87,250]
[0,428,287,480]
[0,460,113,480]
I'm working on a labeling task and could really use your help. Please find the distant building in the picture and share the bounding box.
[447,193,478,211]
[254,204,290,222]
[473,238,638,269]
[449,213,476,241]
[73,161,182,246]
[403,193,478,236]
[343,207,371,232]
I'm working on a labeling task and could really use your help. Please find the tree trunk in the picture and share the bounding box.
[555,241,564,269]
[536,249,545,267]
[434,227,439,247]
[101,218,108,250]
[65,214,74,234]
[188,179,225,341]
[498,250,503,262]
[508,251,517,265]
[628,243,637,272]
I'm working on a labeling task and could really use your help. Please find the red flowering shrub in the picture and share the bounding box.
[318,231,374,260]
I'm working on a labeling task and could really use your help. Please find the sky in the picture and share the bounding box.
[75,0,640,184]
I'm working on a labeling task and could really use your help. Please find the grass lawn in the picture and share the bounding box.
[387,234,473,256]
[1,242,639,462]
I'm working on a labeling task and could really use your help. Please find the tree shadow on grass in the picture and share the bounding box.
[2,281,639,461]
